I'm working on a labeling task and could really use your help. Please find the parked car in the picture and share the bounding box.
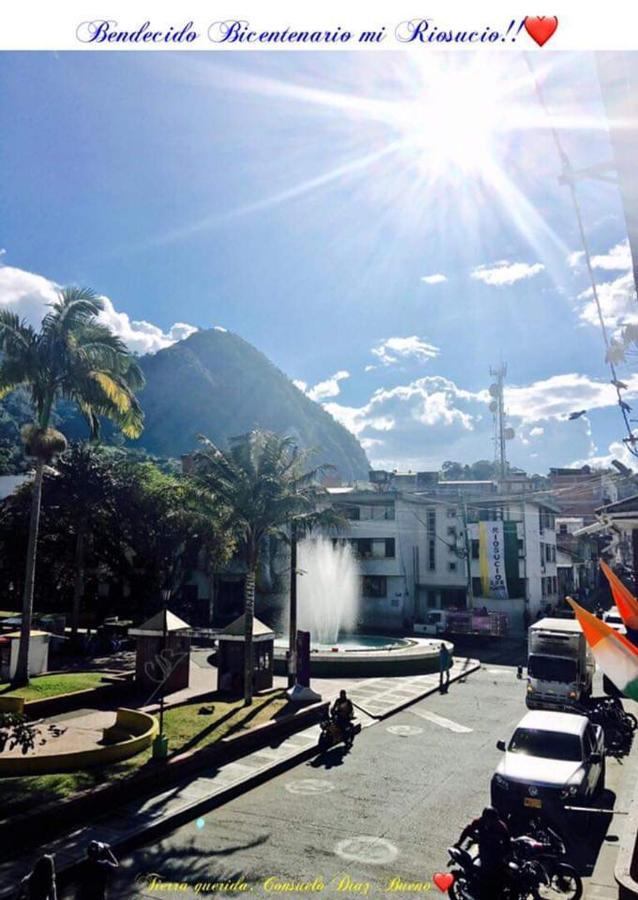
[491,710,605,823]
[603,608,626,634]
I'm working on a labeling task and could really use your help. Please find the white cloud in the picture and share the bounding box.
[213,325,227,332]
[0,262,198,355]
[505,372,638,424]
[371,336,440,367]
[591,240,632,271]
[364,365,376,373]
[420,274,447,285]
[471,260,545,287]
[529,426,544,438]
[295,370,350,402]
[325,375,480,440]
[567,250,585,269]
[577,271,638,331]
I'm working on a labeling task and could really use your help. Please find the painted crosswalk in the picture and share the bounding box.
[409,707,473,733]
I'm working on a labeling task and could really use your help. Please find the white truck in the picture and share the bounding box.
[526,618,595,711]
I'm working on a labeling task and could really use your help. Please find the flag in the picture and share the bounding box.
[599,560,638,630]
[567,597,638,700]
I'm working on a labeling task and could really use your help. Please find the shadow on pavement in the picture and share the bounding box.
[308,745,351,770]
[62,836,268,898]
[564,788,617,877]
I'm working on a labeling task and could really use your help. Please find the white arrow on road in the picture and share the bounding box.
[409,707,473,733]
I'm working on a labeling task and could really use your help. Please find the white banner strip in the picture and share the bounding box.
[0,2,637,51]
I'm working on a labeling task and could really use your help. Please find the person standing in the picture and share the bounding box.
[439,642,451,693]
[17,855,57,900]
[76,841,119,900]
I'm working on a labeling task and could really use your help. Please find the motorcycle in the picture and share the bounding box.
[448,821,582,900]
[318,714,357,752]
[585,696,636,755]
[511,835,582,900]
[445,843,544,899]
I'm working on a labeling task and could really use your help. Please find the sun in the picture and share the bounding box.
[388,56,512,177]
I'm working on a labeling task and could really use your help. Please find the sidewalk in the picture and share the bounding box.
[0,657,478,896]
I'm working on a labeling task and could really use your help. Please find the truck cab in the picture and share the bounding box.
[526,618,594,711]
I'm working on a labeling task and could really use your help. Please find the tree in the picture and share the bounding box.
[193,430,334,706]
[43,444,122,637]
[0,287,144,686]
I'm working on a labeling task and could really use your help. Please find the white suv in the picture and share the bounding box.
[491,710,604,819]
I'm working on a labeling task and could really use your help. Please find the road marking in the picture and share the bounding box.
[335,835,399,864]
[410,708,473,733]
[386,724,424,737]
[285,779,335,795]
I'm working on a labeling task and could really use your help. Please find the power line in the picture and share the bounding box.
[524,53,638,458]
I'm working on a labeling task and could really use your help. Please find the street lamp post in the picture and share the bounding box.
[288,519,298,688]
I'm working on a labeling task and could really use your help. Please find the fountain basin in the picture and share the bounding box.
[273,636,452,678]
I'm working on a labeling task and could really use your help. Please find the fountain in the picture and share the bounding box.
[296,536,359,645]
[272,536,449,677]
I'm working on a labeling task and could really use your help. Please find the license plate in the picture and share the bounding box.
[524,797,542,809]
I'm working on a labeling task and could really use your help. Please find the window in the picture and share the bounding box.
[508,727,582,762]
[385,538,395,558]
[428,538,436,570]
[447,526,457,538]
[351,538,395,559]
[472,577,483,597]
[362,575,387,598]
[448,562,457,572]
[341,505,360,521]
[447,507,457,518]
[559,523,568,535]
[517,538,524,558]
[471,539,480,560]
[427,509,436,533]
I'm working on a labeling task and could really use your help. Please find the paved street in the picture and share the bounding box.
[61,663,636,898]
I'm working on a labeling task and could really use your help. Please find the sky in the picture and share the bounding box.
[1,50,638,475]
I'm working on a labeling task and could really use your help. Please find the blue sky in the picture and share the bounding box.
[1,50,637,474]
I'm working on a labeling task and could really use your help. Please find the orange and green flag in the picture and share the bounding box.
[599,560,638,631]
[567,597,638,700]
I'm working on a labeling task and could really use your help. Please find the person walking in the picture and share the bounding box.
[439,642,451,693]
[17,855,57,900]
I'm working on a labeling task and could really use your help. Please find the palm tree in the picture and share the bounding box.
[193,430,334,706]
[0,287,144,686]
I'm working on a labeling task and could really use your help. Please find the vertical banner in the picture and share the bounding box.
[479,521,509,599]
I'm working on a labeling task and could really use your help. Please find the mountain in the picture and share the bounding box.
[61,329,369,482]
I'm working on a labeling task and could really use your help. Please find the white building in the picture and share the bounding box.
[326,482,559,633]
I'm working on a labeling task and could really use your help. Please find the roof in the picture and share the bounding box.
[530,617,583,633]
[221,615,274,638]
[129,610,190,636]
[596,493,638,515]
[517,710,588,736]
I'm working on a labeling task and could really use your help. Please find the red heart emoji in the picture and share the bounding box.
[524,16,559,47]
[432,872,455,893]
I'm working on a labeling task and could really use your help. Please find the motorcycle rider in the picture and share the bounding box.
[457,806,511,897]
[330,690,355,745]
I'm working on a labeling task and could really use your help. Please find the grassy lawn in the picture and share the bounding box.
[0,610,19,618]
[0,672,109,700]
[0,689,290,820]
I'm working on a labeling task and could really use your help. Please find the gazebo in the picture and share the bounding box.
[217,615,274,695]
[129,610,191,695]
